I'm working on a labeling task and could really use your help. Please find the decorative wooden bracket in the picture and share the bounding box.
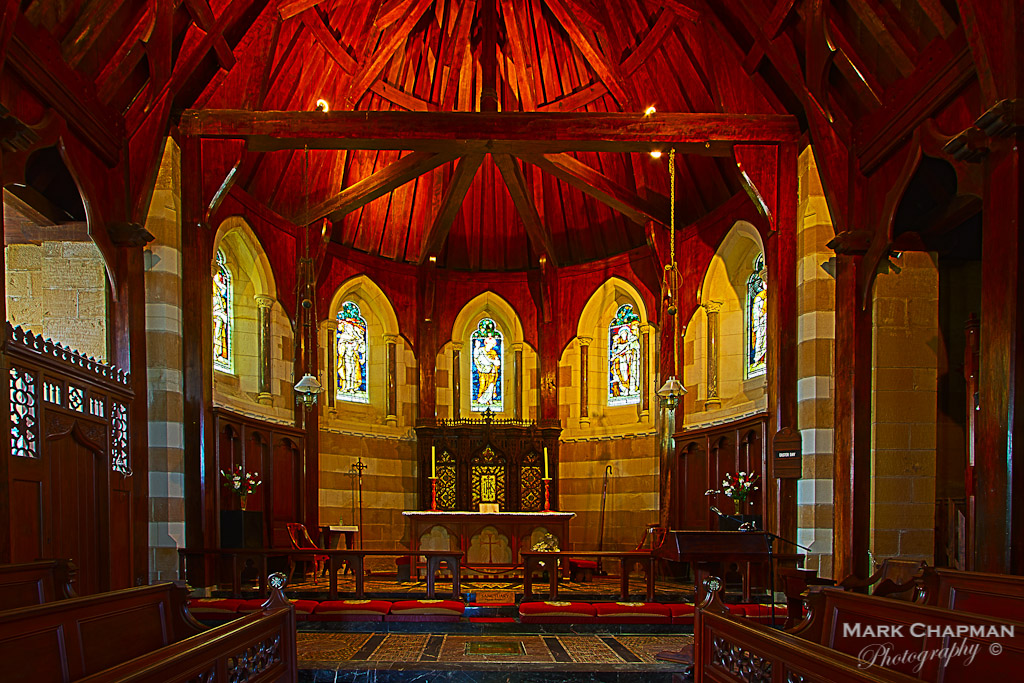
[826,230,872,255]
[109,222,156,248]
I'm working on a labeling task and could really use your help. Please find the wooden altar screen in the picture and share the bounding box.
[414,414,561,512]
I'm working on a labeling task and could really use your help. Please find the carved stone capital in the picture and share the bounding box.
[254,295,275,310]
[451,341,464,352]
[383,333,399,345]
[702,300,723,314]
[576,336,592,347]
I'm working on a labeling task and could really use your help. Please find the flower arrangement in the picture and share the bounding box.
[705,471,759,513]
[221,464,262,509]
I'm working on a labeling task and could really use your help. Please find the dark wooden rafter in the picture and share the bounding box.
[181,110,800,152]
[519,152,669,226]
[299,148,467,225]
[182,0,237,71]
[279,0,326,20]
[60,0,136,70]
[341,0,434,108]
[419,153,484,262]
[850,0,919,77]
[493,153,558,266]
[660,0,701,22]
[543,0,635,109]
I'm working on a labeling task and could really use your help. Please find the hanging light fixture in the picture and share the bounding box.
[657,148,687,410]
[293,143,323,410]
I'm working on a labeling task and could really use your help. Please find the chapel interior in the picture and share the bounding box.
[0,0,1020,680]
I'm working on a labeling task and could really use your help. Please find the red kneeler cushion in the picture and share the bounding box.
[386,599,465,622]
[568,559,598,569]
[187,598,243,620]
[519,601,597,624]
[312,599,392,622]
[667,603,696,625]
[238,598,318,620]
[594,602,672,624]
[736,603,788,623]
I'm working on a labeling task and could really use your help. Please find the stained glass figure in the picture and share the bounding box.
[747,253,768,377]
[608,304,642,406]
[212,250,232,372]
[336,301,369,403]
[470,318,503,412]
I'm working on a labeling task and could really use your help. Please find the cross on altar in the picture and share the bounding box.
[479,530,502,563]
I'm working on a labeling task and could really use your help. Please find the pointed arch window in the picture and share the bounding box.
[470,318,503,412]
[336,301,369,403]
[213,249,233,372]
[608,304,642,406]
[747,253,767,378]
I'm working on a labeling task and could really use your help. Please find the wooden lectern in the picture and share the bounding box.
[652,530,773,602]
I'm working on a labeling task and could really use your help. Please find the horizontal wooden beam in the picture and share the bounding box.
[299,149,464,225]
[519,152,669,226]
[180,110,799,153]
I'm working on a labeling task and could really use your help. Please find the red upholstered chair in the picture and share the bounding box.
[286,522,328,584]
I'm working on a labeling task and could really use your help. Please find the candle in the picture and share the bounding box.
[544,446,549,478]
[431,445,436,478]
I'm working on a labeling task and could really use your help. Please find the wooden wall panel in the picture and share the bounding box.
[10,479,42,562]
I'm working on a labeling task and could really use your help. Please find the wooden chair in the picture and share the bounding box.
[285,523,328,584]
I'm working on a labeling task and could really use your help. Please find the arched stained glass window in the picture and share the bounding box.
[336,301,369,403]
[608,304,642,406]
[747,253,767,377]
[212,249,233,372]
[470,318,503,412]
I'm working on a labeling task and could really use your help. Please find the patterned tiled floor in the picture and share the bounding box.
[297,632,693,667]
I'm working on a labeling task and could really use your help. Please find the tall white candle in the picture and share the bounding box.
[544,446,549,478]
[431,445,436,478]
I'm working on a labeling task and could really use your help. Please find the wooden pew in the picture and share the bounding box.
[659,577,918,682]
[788,586,1024,680]
[0,559,77,610]
[0,573,297,682]
[914,567,1024,620]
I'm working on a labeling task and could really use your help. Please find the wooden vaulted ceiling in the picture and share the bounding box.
[14,0,967,271]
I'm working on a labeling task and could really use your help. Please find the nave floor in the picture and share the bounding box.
[296,630,694,682]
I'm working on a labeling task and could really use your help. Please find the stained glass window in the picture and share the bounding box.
[212,250,232,372]
[470,318,503,412]
[747,253,767,377]
[608,304,642,406]
[336,301,369,403]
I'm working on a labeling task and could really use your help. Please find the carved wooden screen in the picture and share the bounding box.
[520,450,544,511]
[437,449,457,510]
[471,446,507,509]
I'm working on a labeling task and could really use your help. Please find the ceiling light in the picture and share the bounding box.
[650,150,662,159]
[644,106,657,116]
[316,99,330,112]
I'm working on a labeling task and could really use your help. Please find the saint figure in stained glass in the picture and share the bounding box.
[747,253,767,377]
[336,301,369,403]
[608,304,642,406]
[212,250,232,372]
[470,318,503,412]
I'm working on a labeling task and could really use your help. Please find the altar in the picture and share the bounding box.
[404,511,575,572]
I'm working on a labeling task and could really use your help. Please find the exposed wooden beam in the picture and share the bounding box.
[660,0,701,22]
[342,0,433,108]
[206,160,241,222]
[494,153,558,267]
[279,0,326,20]
[543,0,634,109]
[848,0,917,77]
[519,152,669,226]
[181,110,800,153]
[419,154,484,262]
[300,148,465,224]
[61,0,135,69]
[301,8,358,72]
[183,0,237,70]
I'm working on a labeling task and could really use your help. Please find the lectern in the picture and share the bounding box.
[653,530,773,602]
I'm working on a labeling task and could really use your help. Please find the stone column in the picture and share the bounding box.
[255,295,274,404]
[321,319,337,409]
[704,301,722,410]
[577,337,591,425]
[640,324,651,417]
[511,342,524,420]
[451,342,462,420]
[384,333,398,426]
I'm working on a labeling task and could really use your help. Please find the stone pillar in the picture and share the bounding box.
[451,342,462,420]
[795,147,837,578]
[255,295,274,403]
[704,301,722,409]
[384,333,398,426]
[577,337,591,425]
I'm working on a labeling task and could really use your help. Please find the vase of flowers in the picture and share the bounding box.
[721,471,759,514]
[221,464,262,510]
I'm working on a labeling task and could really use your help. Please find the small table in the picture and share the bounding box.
[323,549,464,600]
[521,551,656,601]
[319,525,359,550]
